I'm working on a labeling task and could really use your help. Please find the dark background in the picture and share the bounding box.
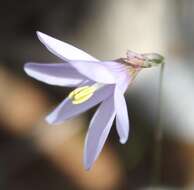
[0,0,194,189]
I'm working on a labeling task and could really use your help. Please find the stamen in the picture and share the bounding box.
[68,83,104,104]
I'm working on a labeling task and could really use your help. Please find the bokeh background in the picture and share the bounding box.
[0,0,194,189]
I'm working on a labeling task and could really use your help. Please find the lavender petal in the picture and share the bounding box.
[114,86,129,144]
[24,63,87,87]
[69,61,115,84]
[84,95,116,170]
[37,31,98,62]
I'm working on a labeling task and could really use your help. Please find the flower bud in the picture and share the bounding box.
[142,53,164,67]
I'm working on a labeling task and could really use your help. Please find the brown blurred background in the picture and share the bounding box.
[0,0,194,189]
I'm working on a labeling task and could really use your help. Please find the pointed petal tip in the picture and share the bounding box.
[45,116,54,125]
[36,31,48,42]
[45,115,58,125]
[119,137,128,144]
[84,159,92,171]
[84,165,91,171]
[84,147,94,171]
[23,62,42,79]
[23,63,28,72]
[36,31,45,38]
[23,63,33,75]
[36,30,40,35]
[45,112,65,126]
[36,31,55,47]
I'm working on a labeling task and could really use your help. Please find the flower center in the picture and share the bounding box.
[68,83,104,104]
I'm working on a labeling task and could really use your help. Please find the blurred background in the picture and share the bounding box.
[0,0,194,189]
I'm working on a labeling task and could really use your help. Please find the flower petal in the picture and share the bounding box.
[84,95,116,170]
[37,31,98,61]
[24,62,87,87]
[69,61,115,84]
[114,86,129,144]
[46,85,115,124]
[100,61,131,88]
[117,71,131,93]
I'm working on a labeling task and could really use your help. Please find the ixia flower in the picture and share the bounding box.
[24,32,164,170]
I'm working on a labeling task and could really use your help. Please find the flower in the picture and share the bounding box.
[24,32,164,170]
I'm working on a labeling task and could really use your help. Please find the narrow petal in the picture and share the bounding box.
[117,72,131,93]
[37,31,98,61]
[84,95,116,170]
[46,85,115,124]
[24,63,87,87]
[114,86,129,144]
[114,69,131,143]
[69,61,115,84]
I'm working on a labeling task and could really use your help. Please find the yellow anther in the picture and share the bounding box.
[72,93,93,104]
[68,86,89,99]
[68,85,97,104]
[74,86,96,100]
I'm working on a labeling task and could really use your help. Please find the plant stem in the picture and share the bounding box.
[152,63,165,185]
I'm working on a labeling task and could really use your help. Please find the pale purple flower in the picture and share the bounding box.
[24,32,163,170]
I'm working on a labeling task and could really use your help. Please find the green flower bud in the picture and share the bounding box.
[143,53,164,67]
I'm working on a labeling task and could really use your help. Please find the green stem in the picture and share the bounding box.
[152,63,165,185]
